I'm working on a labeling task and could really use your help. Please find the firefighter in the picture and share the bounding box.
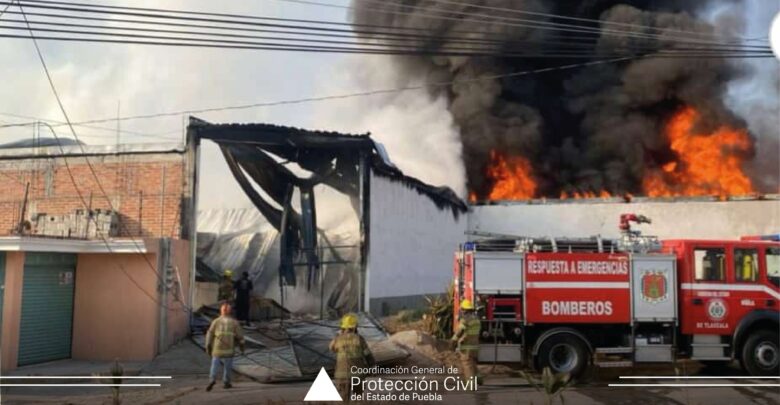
[451,299,480,382]
[205,303,245,391]
[329,313,375,401]
[218,269,234,303]
[234,271,253,326]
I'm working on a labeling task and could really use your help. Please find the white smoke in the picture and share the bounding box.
[309,55,467,196]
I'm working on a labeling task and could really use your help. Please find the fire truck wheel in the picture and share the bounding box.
[741,330,779,376]
[537,334,589,377]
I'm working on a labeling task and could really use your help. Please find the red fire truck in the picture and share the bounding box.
[453,214,780,376]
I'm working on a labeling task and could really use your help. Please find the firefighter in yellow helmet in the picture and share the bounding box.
[218,269,234,303]
[329,313,375,401]
[451,299,481,382]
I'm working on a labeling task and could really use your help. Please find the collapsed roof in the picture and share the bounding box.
[191,309,408,382]
[188,119,466,215]
[188,118,466,294]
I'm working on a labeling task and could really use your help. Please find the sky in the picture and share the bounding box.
[0,0,777,210]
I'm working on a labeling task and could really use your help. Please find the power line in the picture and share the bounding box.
[7,0,770,50]
[18,2,190,312]
[363,0,764,42]
[0,24,768,58]
[286,0,758,47]
[27,56,643,127]
[35,121,179,311]
[0,111,182,139]
[0,8,562,47]
[8,53,770,129]
[0,1,769,60]
[11,6,763,52]
[0,16,768,55]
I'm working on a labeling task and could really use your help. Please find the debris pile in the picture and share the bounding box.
[192,305,408,382]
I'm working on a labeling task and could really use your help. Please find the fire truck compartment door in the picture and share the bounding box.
[474,252,524,293]
[631,255,677,322]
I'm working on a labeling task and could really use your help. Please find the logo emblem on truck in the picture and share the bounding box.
[707,299,728,320]
[640,270,668,304]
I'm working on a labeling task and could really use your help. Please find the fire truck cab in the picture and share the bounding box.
[453,217,779,377]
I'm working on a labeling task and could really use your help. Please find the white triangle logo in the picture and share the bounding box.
[304,367,343,402]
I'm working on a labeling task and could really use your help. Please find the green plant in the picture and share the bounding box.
[423,284,454,339]
[521,367,572,405]
[397,308,425,324]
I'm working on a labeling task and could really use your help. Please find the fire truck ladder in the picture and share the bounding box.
[467,231,619,253]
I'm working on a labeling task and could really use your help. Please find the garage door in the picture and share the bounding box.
[18,253,76,366]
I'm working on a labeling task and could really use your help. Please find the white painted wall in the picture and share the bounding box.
[469,199,780,240]
[368,173,467,301]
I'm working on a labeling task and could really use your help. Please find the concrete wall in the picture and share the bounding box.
[71,252,160,361]
[469,199,780,240]
[1,252,24,372]
[367,173,466,315]
[165,239,191,350]
[194,281,219,310]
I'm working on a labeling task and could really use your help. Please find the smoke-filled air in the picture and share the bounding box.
[349,0,779,201]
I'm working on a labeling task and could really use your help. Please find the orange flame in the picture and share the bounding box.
[643,107,754,199]
[560,190,613,200]
[485,150,537,200]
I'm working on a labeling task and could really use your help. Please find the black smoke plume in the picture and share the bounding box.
[350,0,769,198]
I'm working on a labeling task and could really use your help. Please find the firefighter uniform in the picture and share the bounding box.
[329,314,375,401]
[452,299,480,381]
[218,270,234,303]
[205,310,245,390]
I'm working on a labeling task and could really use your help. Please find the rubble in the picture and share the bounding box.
[192,307,408,382]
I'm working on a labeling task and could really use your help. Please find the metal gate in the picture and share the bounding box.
[18,253,77,366]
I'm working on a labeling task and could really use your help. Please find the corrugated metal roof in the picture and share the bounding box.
[190,117,467,213]
[0,142,185,159]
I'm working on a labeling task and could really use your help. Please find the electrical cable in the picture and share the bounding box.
[19,2,192,312]
[8,54,745,127]
[355,0,764,42]
[283,0,759,47]
[0,25,768,58]
[0,111,182,139]
[0,17,769,55]
[9,7,765,52]
[6,0,770,49]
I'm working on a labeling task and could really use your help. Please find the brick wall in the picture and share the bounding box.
[0,151,187,239]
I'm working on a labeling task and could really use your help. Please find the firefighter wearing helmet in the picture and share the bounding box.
[329,313,375,401]
[451,299,481,382]
[218,269,234,303]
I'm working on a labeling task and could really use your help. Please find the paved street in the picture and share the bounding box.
[3,371,778,404]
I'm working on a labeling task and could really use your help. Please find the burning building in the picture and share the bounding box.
[350,0,779,201]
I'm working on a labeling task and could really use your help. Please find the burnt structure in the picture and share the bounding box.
[185,118,466,315]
